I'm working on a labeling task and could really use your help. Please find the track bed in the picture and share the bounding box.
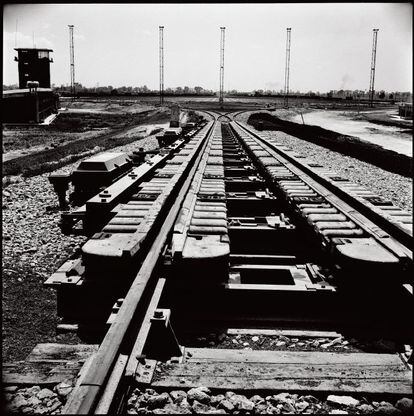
[3,112,412,415]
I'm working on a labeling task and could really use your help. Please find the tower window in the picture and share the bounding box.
[38,51,49,59]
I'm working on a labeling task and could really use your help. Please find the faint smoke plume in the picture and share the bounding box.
[340,74,353,90]
[265,81,281,90]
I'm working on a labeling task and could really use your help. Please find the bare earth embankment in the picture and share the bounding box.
[247,112,412,177]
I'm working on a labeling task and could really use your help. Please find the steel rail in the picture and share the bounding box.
[234,120,413,258]
[64,118,217,414]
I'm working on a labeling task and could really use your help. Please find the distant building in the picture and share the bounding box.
[14,48,53,89]
[3,48,59,123]
[2,88,59,123]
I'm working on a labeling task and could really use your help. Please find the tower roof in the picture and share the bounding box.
[14,48,53,52]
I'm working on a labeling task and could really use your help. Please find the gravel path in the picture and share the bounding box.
[2,134,159,362]
[236,112,412,212]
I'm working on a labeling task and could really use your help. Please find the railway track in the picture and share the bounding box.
[3,112,412,414]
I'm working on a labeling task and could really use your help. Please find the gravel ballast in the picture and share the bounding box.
[3,383,73,415]
[4,384,412,414]
[2,134,159,362]
[180,332,411,355]
[126,386,413,414]
[236,112,412,212]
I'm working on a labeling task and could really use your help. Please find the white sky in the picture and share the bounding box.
[3,3,412,92]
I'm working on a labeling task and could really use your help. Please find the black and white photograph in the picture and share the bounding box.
[2,3,412,415]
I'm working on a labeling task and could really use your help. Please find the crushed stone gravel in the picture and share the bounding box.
[179,332,406,354]
[2,134,159,362]
[125,387,412,414]
[3,382,73,415]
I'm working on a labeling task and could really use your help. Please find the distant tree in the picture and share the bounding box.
[378,90,385,99]
[389,93,394,100]
[194,86,203,94]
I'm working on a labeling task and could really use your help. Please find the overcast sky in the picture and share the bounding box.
[3,3,412,92]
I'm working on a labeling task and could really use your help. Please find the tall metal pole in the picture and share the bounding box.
[219,27,225,108]
[369,29,379,108]
[159,26,164,106]
[284,28,291,108]
[68,25,75,99]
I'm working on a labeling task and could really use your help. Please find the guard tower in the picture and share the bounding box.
[14,48,53,89]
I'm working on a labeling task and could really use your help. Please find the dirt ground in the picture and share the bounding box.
[60,97,156,114]
[3,100,158,154]
[2,100,171,177]
[354,109,413,129]
[274,106,412,130]
[280,108,412,157]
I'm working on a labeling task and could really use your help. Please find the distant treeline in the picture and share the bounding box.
[58,91,217,98]
[2,83,412,102]
[56,91,395,105]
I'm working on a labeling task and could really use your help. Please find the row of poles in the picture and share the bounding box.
[67,25,379,108]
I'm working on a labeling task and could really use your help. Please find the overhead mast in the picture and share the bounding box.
[368,29,379,108]
[219,27,225,108]
[159,26,164,106]
[68,25,75,99]
[283,28,291,108]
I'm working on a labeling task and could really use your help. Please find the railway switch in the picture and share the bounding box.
[42,118,412,356]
